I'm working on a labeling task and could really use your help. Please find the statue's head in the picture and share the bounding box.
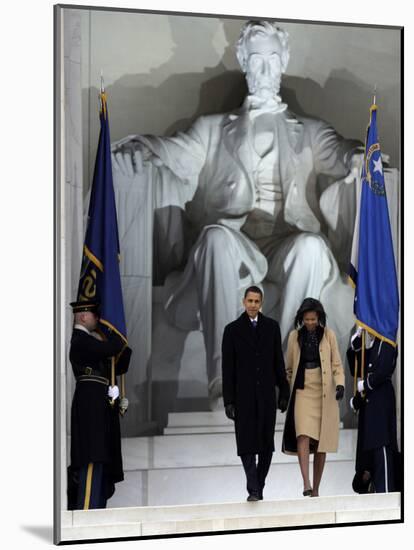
[236,21,289,99]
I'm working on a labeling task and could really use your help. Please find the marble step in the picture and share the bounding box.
[121,429,357,470]
[164,410,285,434]
[110,458,358,507]
[60,492,401,542]
[164,411,343,434]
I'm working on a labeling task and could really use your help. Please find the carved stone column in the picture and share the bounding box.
[57,7,84,510]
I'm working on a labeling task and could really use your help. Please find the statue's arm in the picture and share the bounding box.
[312,119,390,186]
[312,120,363,181]
[111,116,208,181]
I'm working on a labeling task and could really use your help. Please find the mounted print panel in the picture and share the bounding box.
[54,4,403,544]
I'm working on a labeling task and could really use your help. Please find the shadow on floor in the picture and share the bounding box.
[21,525,53,543]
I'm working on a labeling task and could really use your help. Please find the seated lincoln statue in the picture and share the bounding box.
[112,20,365,409]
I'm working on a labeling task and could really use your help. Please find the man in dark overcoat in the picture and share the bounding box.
[347,328,399,493]
[222,286,290,501]
[67,300,132,510]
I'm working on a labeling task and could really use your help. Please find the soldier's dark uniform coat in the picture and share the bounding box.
[347,338,397,458]
[347,338,398,473]
[69,327,132,500]
[222,311,288,456]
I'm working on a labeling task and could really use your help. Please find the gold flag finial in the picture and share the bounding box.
[99,70,107,118]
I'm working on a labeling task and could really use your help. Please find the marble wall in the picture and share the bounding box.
[60,7,402,436]
[79,10,401,187]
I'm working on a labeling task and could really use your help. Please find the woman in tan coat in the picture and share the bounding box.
[282,298,345,497]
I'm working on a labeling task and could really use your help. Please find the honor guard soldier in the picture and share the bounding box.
[347,328,400,493]
[67,300,132,510]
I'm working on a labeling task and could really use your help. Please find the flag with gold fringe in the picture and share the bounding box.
[77,87,127,345]
[349,102,399,346]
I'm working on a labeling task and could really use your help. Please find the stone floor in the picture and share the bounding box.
[60,492,401,542]
[107,411,358,507]
[58,412,402,542]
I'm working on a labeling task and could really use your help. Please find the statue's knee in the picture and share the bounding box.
[293,233,326,257]
[201,226,231,251]
[288,233,330,273]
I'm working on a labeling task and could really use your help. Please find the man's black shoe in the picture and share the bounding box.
[247,494,260,502]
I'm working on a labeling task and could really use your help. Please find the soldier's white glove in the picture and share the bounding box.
[357,379,365,393]
[351,325,362,342]
[350,326,363,350]
[354,325,363,337]
[108,385,120,399]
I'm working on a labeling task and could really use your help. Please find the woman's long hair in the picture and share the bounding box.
[294,297,326,344]
[294,297,327,328]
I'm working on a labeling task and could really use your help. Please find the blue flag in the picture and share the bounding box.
[349,104,399,346]
[77,91,127,343]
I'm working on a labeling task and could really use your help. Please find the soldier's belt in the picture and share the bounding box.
[73,364,106,377]
[76,375,109,385]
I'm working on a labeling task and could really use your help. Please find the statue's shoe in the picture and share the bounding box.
[208,377,223,411]
[209,396,224,411]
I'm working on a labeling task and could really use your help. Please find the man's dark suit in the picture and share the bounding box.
[222,311,289,498]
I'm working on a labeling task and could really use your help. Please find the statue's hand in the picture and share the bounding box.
[344,150,391,185]
[111,137,162,176]
[344,150,364,184]
[381,153,390,165]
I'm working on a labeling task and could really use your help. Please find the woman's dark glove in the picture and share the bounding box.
[335,385,345,400]
[225,403,235,420]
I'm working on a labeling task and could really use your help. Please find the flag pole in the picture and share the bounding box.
[353,352,358,397]
[120,375,127,417]
[361,330,366,398]
[104,72,127,412]
[99,70,108,119]
[101,71,117,406]
[92,71,128,412]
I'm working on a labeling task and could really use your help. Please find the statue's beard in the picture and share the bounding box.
[246,74,282,101]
